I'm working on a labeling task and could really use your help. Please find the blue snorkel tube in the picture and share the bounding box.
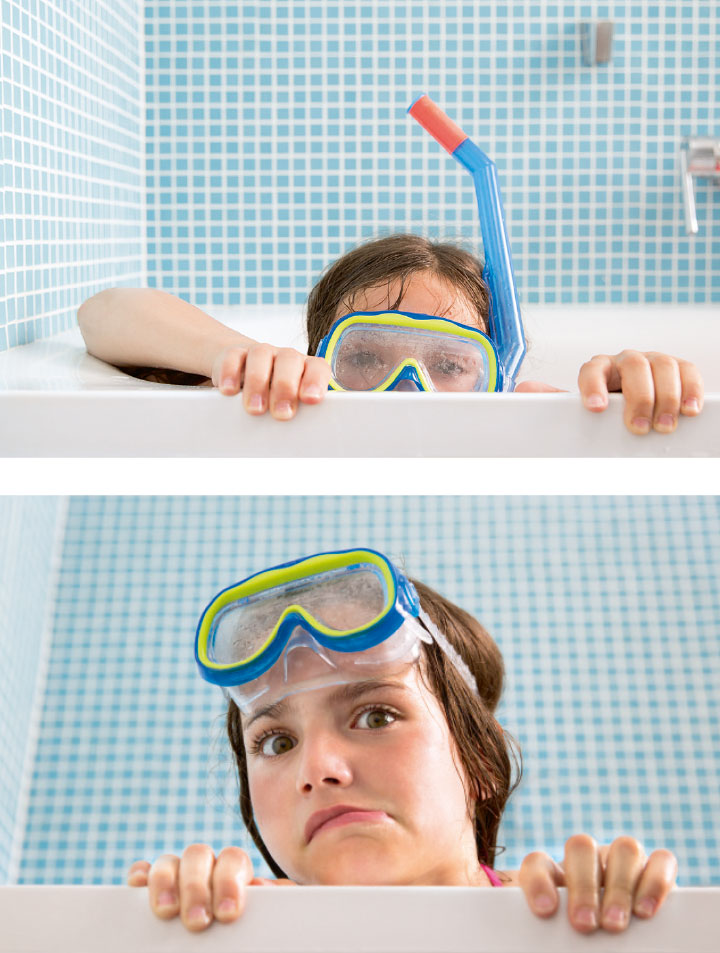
[408,95,526,391]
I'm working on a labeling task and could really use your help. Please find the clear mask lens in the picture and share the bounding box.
[332,325,490,392]
[227,618,431,714]
[207,565,390,667]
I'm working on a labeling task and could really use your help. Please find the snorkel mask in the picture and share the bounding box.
[317,96,525,394]
[195,549,478,715]
[317,310,502,393]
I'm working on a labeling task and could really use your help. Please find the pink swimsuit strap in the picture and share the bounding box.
[480,863,503,886]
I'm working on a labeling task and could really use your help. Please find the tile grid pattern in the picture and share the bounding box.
[0,498,63,883]
[12,496,720,885]
[0,0,145,351]
[144,2,720,309]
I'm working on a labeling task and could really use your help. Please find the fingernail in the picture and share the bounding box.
[274,400,293,419]
[575,906,597,929]
[585,394,605,409]
[656,413,675,431]
[221,377,235,391]
[632,417,650,433]
[533,893,555,913]
[249,394,263,412]
[188,905,209,926]
[303,386,321,400]
[218,898,237,915]
[157,891,177,908]
[683,398,699,413]
[604,905,627,927]
[636,897,656,917]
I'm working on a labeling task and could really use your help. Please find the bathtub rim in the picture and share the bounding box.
[0,885,717,953]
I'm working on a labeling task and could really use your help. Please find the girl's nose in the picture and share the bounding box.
[390,378,422,391]
[296,731,353,794]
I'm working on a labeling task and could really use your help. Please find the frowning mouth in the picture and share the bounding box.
[305,805,390,844]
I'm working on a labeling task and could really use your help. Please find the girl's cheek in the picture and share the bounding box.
[249,771,287,856]
[249,766,273,805]
[251,760,294,814]
[248,767,273,824]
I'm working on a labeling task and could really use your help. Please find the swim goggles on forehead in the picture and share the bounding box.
[317,310,504,393]
[195,548,478,714]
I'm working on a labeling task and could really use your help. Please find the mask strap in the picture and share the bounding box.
[417,608,479,698]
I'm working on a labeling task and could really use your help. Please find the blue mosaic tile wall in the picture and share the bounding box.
[0,498,63,884]
[9,496,720,885]
[0,0,145,351]
[145,2,720,309]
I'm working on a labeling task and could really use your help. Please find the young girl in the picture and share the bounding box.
[77,234,704,436]
[127,549,678,934]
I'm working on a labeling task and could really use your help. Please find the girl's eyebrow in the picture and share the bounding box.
[245,698,287,730]
[328,678,408,705]
[244,679,408,731]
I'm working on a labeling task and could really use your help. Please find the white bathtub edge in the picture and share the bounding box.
[0,885,717,953]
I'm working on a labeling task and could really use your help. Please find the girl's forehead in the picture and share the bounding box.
[337,272,482,330]
[243,663,442,729]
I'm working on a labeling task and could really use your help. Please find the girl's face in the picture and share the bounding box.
[336,270,485,331]
[330,271,489,392]
[244,663,483,886]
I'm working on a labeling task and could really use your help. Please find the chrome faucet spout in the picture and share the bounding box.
[680,136,720,235]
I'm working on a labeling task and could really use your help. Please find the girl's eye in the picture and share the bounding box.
[354,707,397,730]
[432,357,467,377]
[349,350,384,369]
[257,733,296,757]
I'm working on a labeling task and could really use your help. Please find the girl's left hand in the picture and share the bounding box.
[517,351,703,436]
[519,834,678,934]
[577,351,704,435]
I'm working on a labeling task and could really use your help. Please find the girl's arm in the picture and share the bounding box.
[78,288,331,419]
[77,288,254,380]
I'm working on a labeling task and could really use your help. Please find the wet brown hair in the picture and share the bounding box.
[226,577,522,879]
[304,233,492,356]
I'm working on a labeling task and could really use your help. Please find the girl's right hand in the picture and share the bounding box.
[127,844,295,932]
[211,344,332,420]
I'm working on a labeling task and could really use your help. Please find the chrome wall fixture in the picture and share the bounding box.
[680,136,720,235]
[580,21,614,66]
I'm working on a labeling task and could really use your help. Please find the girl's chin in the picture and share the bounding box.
[304,840,408,886]
[314,867,404,886]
